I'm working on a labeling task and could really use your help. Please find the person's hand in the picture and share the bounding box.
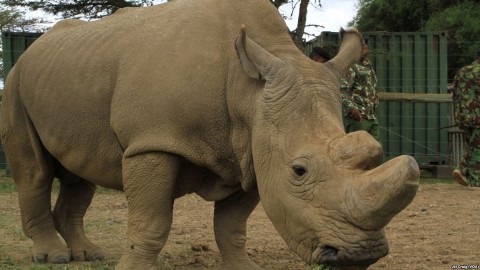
[350,109,362,121]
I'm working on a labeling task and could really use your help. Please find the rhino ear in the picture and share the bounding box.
[235,25,286,81]
[325,27,364,81]
[235,25,262,79]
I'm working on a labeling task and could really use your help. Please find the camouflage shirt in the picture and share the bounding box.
[452,60,480,128]
[340,58,379,120]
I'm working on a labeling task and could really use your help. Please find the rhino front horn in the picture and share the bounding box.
[346,155,420,230]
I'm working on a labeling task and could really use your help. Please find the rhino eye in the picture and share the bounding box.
[292,165,307,176]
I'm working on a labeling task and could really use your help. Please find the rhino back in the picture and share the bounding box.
[10,0,294,188]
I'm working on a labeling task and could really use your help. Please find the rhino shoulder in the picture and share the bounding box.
[113,7,140,16]
[38,19,88,40]
[51,19,88,30]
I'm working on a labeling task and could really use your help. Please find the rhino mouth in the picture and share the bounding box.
[311,245,383,267]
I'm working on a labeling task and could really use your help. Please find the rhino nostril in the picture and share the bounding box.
[321,245,338,261]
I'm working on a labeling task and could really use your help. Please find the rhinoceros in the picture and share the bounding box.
[0,0,419,269]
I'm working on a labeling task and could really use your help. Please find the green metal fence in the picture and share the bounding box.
[307,31,451,165]
[2,32,43,79]
[1,32,43,170]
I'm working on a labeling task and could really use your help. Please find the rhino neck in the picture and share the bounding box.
[225,48,302,192]
[223,75,261,191]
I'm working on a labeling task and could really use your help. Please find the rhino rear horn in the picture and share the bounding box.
[325,27,364,82]
[235,25,292,82]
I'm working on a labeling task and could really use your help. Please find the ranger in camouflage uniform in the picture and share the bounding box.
[340,42,380,142]
[451,50,480,187]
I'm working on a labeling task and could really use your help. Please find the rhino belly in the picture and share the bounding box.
[41,127,124,190]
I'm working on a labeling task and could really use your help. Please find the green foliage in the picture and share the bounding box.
[350,0,480,80]
[27,263,114,269]
[0,171,16,192]
[424,1,480,75]
[0,257,15,269]
[1,7,25,78]
[0,180,17,192]
[1,0,157,19]
[1,7,37,30]
[351,0,428,32]
[1,0,319,51]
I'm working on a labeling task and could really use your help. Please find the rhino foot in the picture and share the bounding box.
[32,248,71,263]
[115,249,158,270]
[71,247,105,261]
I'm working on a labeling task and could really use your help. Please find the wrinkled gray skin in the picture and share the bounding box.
[0,0,419,269]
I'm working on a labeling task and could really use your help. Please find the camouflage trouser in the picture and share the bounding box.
[458,127,480,187]
[344,117,381,143]
[344,117,382,165]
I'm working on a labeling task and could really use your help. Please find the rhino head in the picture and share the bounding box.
[235,27,419,268]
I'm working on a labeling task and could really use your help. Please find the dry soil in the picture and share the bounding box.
[0,183,479,269]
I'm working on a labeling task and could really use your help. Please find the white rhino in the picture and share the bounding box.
[0,0,419,269]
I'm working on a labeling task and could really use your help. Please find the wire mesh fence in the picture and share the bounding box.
[376,101,463,167]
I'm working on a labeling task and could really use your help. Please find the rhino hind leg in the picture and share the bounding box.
[1,114,70,263]
[53,169,105,261]
[15,168,71,264]
[214,190,262,270]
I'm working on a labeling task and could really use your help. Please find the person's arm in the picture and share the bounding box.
[340,67,362,120]
[451,71,461,101]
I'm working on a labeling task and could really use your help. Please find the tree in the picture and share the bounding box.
[1,0,322,50]
[0,6,43,31]
[350,0,429,32]
[349,0,480,79]
[1,0,157,19]
[280,0,321,50]
[424,1,480,76]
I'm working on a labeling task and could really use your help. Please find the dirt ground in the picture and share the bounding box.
[0,182,479,270]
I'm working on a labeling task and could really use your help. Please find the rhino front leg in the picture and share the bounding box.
[53,172,104,261]
[214,190,262,270]
[116,152,180,270]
